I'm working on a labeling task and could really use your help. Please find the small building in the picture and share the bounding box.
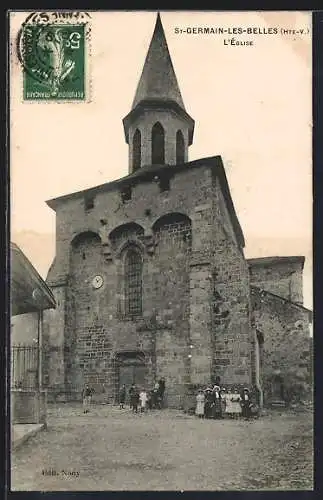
[249,257,312,406]
[11,242,56,424]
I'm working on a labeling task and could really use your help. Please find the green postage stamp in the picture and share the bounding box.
[17,12,90,101]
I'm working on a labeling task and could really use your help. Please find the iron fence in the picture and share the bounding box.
[11,345,39,391]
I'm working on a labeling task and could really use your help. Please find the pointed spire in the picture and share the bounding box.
[132,12,185,110]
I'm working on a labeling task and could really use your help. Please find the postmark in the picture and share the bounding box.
[16,12,91,101]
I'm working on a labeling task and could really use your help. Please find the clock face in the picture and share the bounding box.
[32,288,40,300]
[92,275,103,289]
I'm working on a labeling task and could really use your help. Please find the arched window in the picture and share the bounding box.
[176,130,185,164]
[124,248,143,316]
[133,129,141,172]
[109,223,144,250]
[153,212,192,252]
[71,231,102,268]
[151,122,165,165]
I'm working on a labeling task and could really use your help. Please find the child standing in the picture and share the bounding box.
[139,388,148,413]
[82,383,93,413]
[195,389,205,418]
[119,384,126,409]
[231,387,242,419]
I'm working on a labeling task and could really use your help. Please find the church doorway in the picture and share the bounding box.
[271,374,285,401]
[115,351,148,401]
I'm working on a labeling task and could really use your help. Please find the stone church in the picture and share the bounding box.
[44,14,312,407]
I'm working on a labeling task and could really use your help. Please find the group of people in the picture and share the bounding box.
[196,385,258,420]
[82,379,258,420]
[119,378,166,413]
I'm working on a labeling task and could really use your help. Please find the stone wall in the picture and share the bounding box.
[44,164,209,404]
[44,160,253,406]
[43,286,66,390]
[251,286,311,403]
[11,390,47,424]
[207,176,253,388]
[248,258,304,305]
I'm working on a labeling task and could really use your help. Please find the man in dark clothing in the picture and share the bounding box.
[211,386,222,419]
[158,378,166,407]
[147,389,153,410]
[204,388,213,419]
[151,387,160,409]
[119,384,126,409]
[129,384,136,410]
[241,388,252,420]
[130,386,140,413]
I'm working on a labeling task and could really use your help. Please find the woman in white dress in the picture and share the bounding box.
[220,388,227,415]
[230,388,242,419]
[225,388,235,418]
[195,389,205,418]
[139,389,148,412]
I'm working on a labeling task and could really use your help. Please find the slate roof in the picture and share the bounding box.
[132,13,185,110]
[251,285,312,317]
[248,256,305,269]
[11,242,56,316]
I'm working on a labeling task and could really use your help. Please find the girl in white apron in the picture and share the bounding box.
[139,389,148,412]
[231,388,242,419]
[225,388,235,418]
[195,389,205,418]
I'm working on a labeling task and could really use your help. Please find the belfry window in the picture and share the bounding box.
[121,186,132,203]
[176,130,185,164]
[133,129,141,172]
[124,248,143,316]
[151,122,165,165]
[159,174,170,193]
[84,194,95,211]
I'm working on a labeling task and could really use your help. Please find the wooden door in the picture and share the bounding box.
[118,364,148,401]
[133,365,147,389]
[119,365,134,403]
[272,376,284,400]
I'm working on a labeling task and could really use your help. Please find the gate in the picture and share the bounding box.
[11,345,39,390]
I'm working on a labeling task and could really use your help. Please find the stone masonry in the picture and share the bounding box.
[43,13,311,407]
[44,156,252,407]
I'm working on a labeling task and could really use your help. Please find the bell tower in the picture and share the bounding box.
[123,13,195,174]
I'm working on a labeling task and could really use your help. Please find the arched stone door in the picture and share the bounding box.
[271,374,285,401]
[115,351,148,400]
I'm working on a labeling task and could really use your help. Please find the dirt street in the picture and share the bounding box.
[11,404,313,491]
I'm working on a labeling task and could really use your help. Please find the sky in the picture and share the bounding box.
[10,11,312,309]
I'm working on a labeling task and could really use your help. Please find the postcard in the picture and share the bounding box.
[9,10,313,491]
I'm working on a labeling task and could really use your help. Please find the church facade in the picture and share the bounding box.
[43,14,311,407]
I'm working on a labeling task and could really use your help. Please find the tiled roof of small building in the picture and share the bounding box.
[11,242,56,316]
[251,285,312,317]
[247,256,305,268]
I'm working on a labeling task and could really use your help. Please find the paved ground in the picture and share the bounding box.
[11,403,313,491]
[12,423,45,450]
